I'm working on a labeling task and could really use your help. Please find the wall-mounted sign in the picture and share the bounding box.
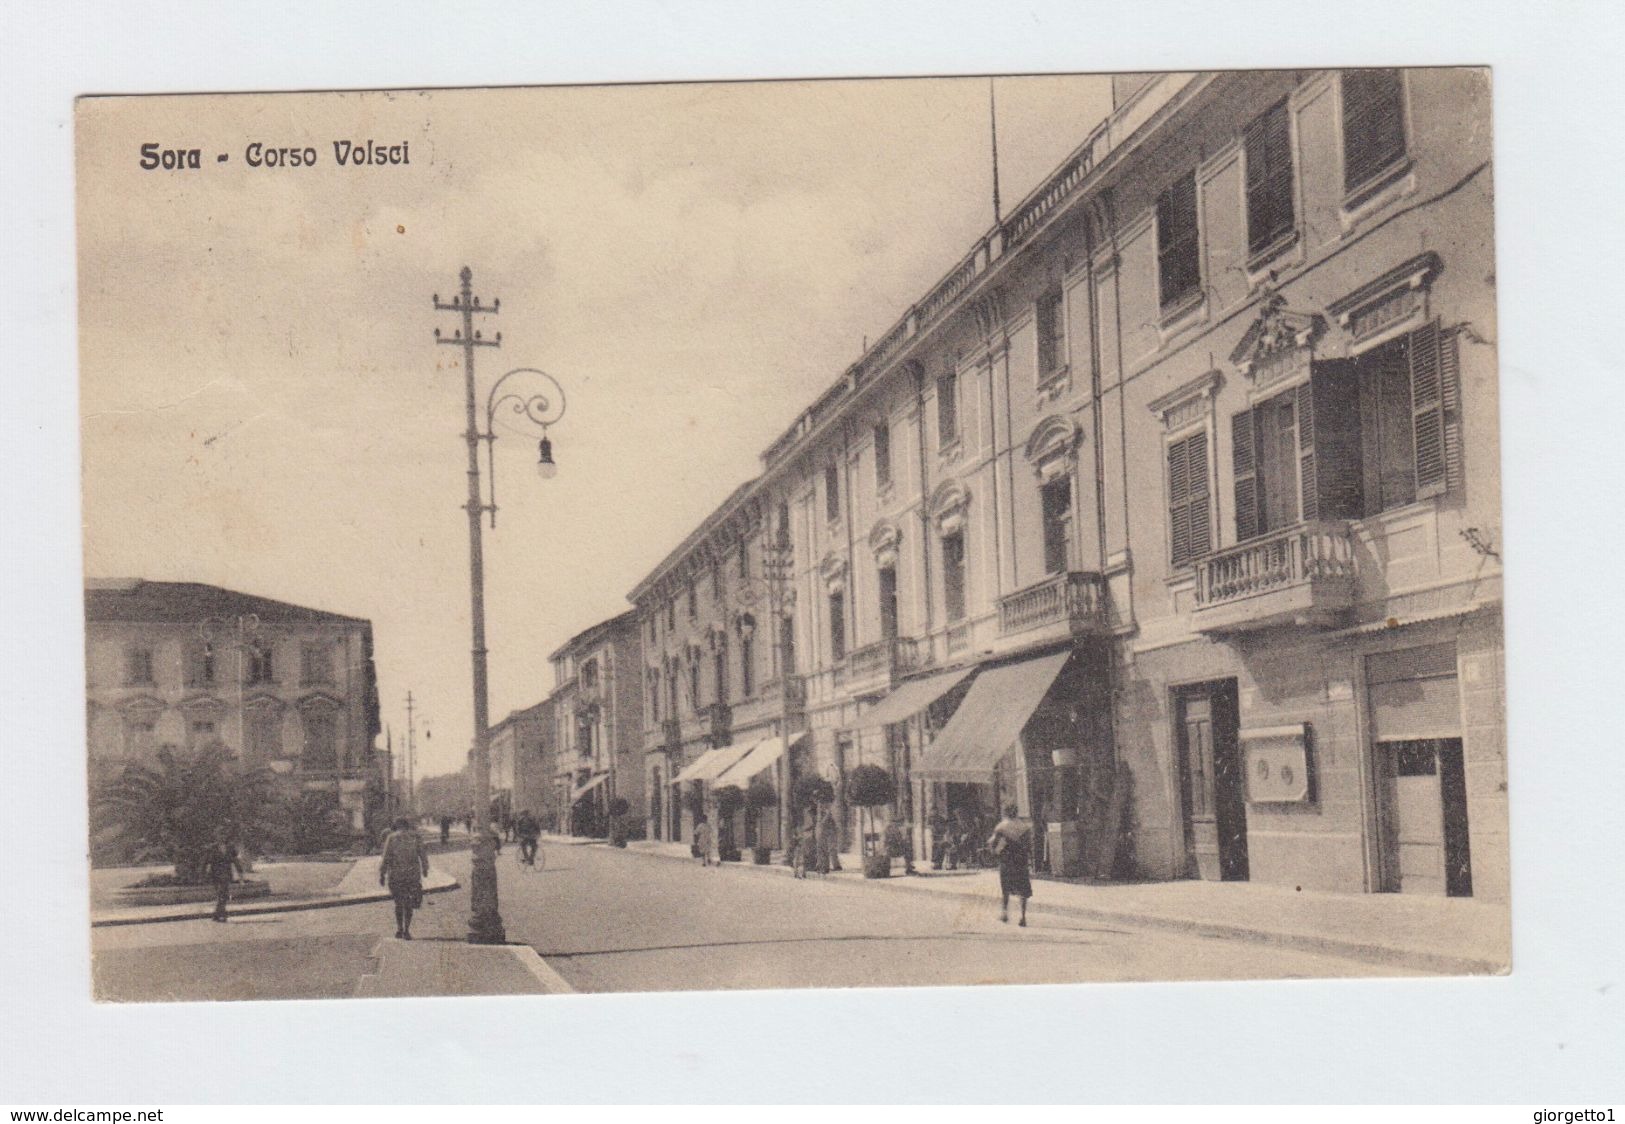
[1241,723,1312,803]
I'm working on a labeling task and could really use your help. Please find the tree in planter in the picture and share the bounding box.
[712,784,745,861]
[274,790,356,857]
[744,776,778,862]
[94,745,280,884]
[846,763,896,878]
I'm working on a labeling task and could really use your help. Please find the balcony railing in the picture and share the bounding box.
[843,637,928,696]
[997,571,1108,637]
[661,717,682,752]
[1192,521,1358,633]
[945,621,972,657]
[703,701,732,746]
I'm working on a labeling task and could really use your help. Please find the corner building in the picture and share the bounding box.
[632,69,1503,899]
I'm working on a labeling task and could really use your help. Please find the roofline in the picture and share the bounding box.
[546,608,640,662]
[625,476,761,606]
[83,579,372,626]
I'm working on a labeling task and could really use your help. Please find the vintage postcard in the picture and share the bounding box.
[78,69,1506,1002]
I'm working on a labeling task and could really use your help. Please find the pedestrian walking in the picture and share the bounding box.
[988,804,1033,926]
[205,836,244,923]
[439,814,452,846]
[885,813,918,876]
[515,809,540,866]
[693,816,713,867]
[814,805,839,876]
[379,816,431,939]
[792,815,815,879]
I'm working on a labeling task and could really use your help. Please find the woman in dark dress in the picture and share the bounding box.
[379,816,430,939]
[989,804,1033,926]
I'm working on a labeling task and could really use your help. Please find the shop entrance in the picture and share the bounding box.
[649,769,663,841]
[1377,738,1472,897]
[1175,680,1247,881]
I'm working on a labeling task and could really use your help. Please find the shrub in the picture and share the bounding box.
[845,764,895,857]
[793,774,835,809]
[713,784,745,818]
[745,776,778,809]
[609,796,631,818]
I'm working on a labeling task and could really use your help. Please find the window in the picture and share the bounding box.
[187,718,219,752]
[1244,100,1295,254]
[247,642,275,685]
[1341,69,1407,195]
[124,646,155,686]
[1357,320,1462,512]
[740,631,755,697]
[874,422,892,489]
[828,590,847,663]
[878,564,899,642]
[648,674,660,720]
[123,715,157,759]
[712,563,723,602]
[300,642,333,686]
[737,538,749,580]
[936,372,959,446]
[780,613,797,675]
[667,665,680,718]
[688,660,701,711]
[1166,431,1212,567]
[942,531,967,623]
[667,599,676,631]
[825,463,841,522]
[1156,172,1201,309]
[301,707,337,768]
[713,634,729,705]
[185,641,216,688]
[245,708,280,764]
[687,582,697,620]
[1037,289,1066,379]
[1041,476,1074,574]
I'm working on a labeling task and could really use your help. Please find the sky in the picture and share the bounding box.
[77,75,1115,778]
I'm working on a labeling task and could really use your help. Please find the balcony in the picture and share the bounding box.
[842,637,926,698]
[781,675,806,719]
[997,571,1108,641]
[1192,521,1358,634]
[661,717,682,753]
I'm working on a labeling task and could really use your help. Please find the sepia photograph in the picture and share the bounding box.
[75,67,1510,1005]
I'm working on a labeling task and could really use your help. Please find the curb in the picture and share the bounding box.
[617,841,1505,976]
[353,936,576,998]
[91,874,461,928]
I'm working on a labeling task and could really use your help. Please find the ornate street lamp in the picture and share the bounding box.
[434,267,567,945]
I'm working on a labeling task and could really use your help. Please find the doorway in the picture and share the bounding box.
[1175,680,1248,881]
[649,769,664,841]
[1377,738,1472,896]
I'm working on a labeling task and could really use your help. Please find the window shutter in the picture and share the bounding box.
[1440,326,1464,493]
[1297,380,1318,522]
[1168,438,1191,566]
[1409,319,1447,496]
[1186,430,1211,557]
[1245,101,1295,252]
[1232,410,1261,542]
[1342,70,1407,193]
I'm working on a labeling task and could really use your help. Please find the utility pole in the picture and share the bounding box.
[405,690,417,817]
[434,266,506,945]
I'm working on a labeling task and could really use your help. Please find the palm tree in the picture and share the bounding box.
[94,744,280,883]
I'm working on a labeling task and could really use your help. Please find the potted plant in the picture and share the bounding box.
[846,763,896,879]
[608,796,631,848]
[789,774,836,867]
[713,784,745,861]
[745,776,777,863]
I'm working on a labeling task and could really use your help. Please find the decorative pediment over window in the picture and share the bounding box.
[868,520,902,567]
[1147,370,1223,432]
[297,691,343,713]
[1230,290,1326,385]
[177,693,228,716]
[819,552,848,594]
[1023,415,1083,481]
[929,480,971,533]
[118,694,166,716]
[1326,251,1442,348]
[242,692,286,714]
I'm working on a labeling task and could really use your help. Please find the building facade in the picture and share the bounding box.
[490,698,557,830]
[623,68,1503,899]
[84,579,386,831]
[546,612,645,838]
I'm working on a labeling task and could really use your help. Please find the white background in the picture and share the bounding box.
[2,0,1622,1105]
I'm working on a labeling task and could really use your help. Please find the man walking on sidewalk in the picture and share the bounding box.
[380,816,431,939]
[206,836,245,923]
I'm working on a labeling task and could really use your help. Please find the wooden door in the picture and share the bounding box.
[1179,694,1221,880]
[1178,684,1248,882]
[1388,740,1447,896]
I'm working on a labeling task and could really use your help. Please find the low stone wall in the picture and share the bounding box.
[113,879,272,907]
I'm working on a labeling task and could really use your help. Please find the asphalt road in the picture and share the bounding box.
[89,841,1408,1002]
[478,842,1408,993]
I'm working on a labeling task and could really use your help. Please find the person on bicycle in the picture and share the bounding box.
[515,809,540,865]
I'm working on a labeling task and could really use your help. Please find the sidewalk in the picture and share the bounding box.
[90,856,460,927]
[624,839,1509,975]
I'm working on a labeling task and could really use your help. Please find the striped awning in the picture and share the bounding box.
[857,666,977,729]
[711,733,804,787]
[672,741,758,786]
[913,651,1071,783]
[569,772,609,802]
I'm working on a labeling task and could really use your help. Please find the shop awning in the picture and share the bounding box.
[672,741,758,786]
[912,650,1072,783]
[569,772,609,802]
[711,733,805,787]
[858,666,977,729]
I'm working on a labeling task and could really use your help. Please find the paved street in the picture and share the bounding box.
[90,842,1415,1001]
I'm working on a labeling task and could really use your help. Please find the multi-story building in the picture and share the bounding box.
[84,579,385,831]
[546,611,644,837]
[625,68,1502,900]
[489,698,556,829]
